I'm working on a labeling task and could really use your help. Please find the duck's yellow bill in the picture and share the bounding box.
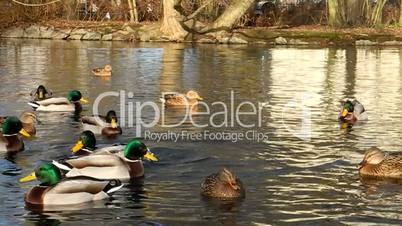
[144,150,158,162]
[197,97,203,101]
[111,119,117,128]
[19,128,31,137]
[19,172,36,183]
[80,97,89,104]
[39,91,43,99]
[72,140,84,153]
[341,109,348,117]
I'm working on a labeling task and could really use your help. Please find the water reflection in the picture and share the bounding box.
[1,39,402,224]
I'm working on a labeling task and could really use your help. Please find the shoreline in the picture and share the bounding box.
[1,21,402,46]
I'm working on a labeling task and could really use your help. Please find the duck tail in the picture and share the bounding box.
[52,160,72,172]
[28,101,40,110]
[104,179,124,194]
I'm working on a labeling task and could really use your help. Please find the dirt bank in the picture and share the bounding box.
[1,21,402,46]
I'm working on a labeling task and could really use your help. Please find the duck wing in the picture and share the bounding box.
[42,177,122,205]
[162,93,187,105]
[81,116,107,127]
[65,154,130,180]
[38,97,70,106]
[353,100,365,114]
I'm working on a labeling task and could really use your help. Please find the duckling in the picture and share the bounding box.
[30,85,53,101]
[160,90,203,106]
[28,90,89,112]
[338,99,367,123]
[359,147,402,178]
[92,65,112,77]
[71,130,97,156]
[81,110,122,138]
[201,168,245,199]
[52,139,158,181]
[0,117,31,153]
[20,163,123,208]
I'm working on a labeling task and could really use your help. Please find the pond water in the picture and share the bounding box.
[1,39,402,225]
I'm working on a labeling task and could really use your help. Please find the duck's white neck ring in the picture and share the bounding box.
[2,133,18,137]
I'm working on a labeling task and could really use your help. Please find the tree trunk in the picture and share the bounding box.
[328,0,342,26]
[368,0,386,26]
[64,0,76,20]
[200,0,254,33]
[400,0,402,24]
[344,0,365,25]
[160,0,188,40]
[132,0,139,23]
[127,0,134,22]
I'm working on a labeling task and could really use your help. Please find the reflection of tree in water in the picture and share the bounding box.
[159,44,185,93]
[344,47,357,98]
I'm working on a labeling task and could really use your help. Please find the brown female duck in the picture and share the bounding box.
[92,65,112,77]
[160,90,203,107]
[201,168,245,199]
[359,147,402,178]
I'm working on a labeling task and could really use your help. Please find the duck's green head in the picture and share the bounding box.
[19,163,62,186]
[67,90,89,104]
[106,110,118,128]
[2,116,30,137]
[124,139,158,161]
[71,130,96,153]
[341,100,354,117]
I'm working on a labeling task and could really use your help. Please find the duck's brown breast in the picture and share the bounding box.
[127,160,145,178]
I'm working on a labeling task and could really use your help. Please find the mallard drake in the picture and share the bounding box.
[160,90,203,106]
[0,111,37,136]
[53,139,158,181]
[359,147,402,178]
[92,65,112,77]
[71,130,97,156]
[201,168,245,199]
[81,110,122,138]
[20,163,123,208]
[28,90,89,112]
[0,117,31,153]
[30,85,53,101]
[338,99,367,123]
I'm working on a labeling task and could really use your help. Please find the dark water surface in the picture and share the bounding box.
[1,39,402,225]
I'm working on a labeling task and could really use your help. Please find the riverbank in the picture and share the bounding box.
[1,20,402,46]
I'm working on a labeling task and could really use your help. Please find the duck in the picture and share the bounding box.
[92,65,112,77]
[71,130,97,156]
[0,111,37,136]
[28,90,89,112]
[201,168,245,199]
[20,163,123,208]
[160,90,203,106]
[359,147,402,179]
[30,85,53,101]
[19,111,37,136]
[338,99,367,123]
[50,139,157,181]
[81,110,122,138]
[0,117,31,153]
